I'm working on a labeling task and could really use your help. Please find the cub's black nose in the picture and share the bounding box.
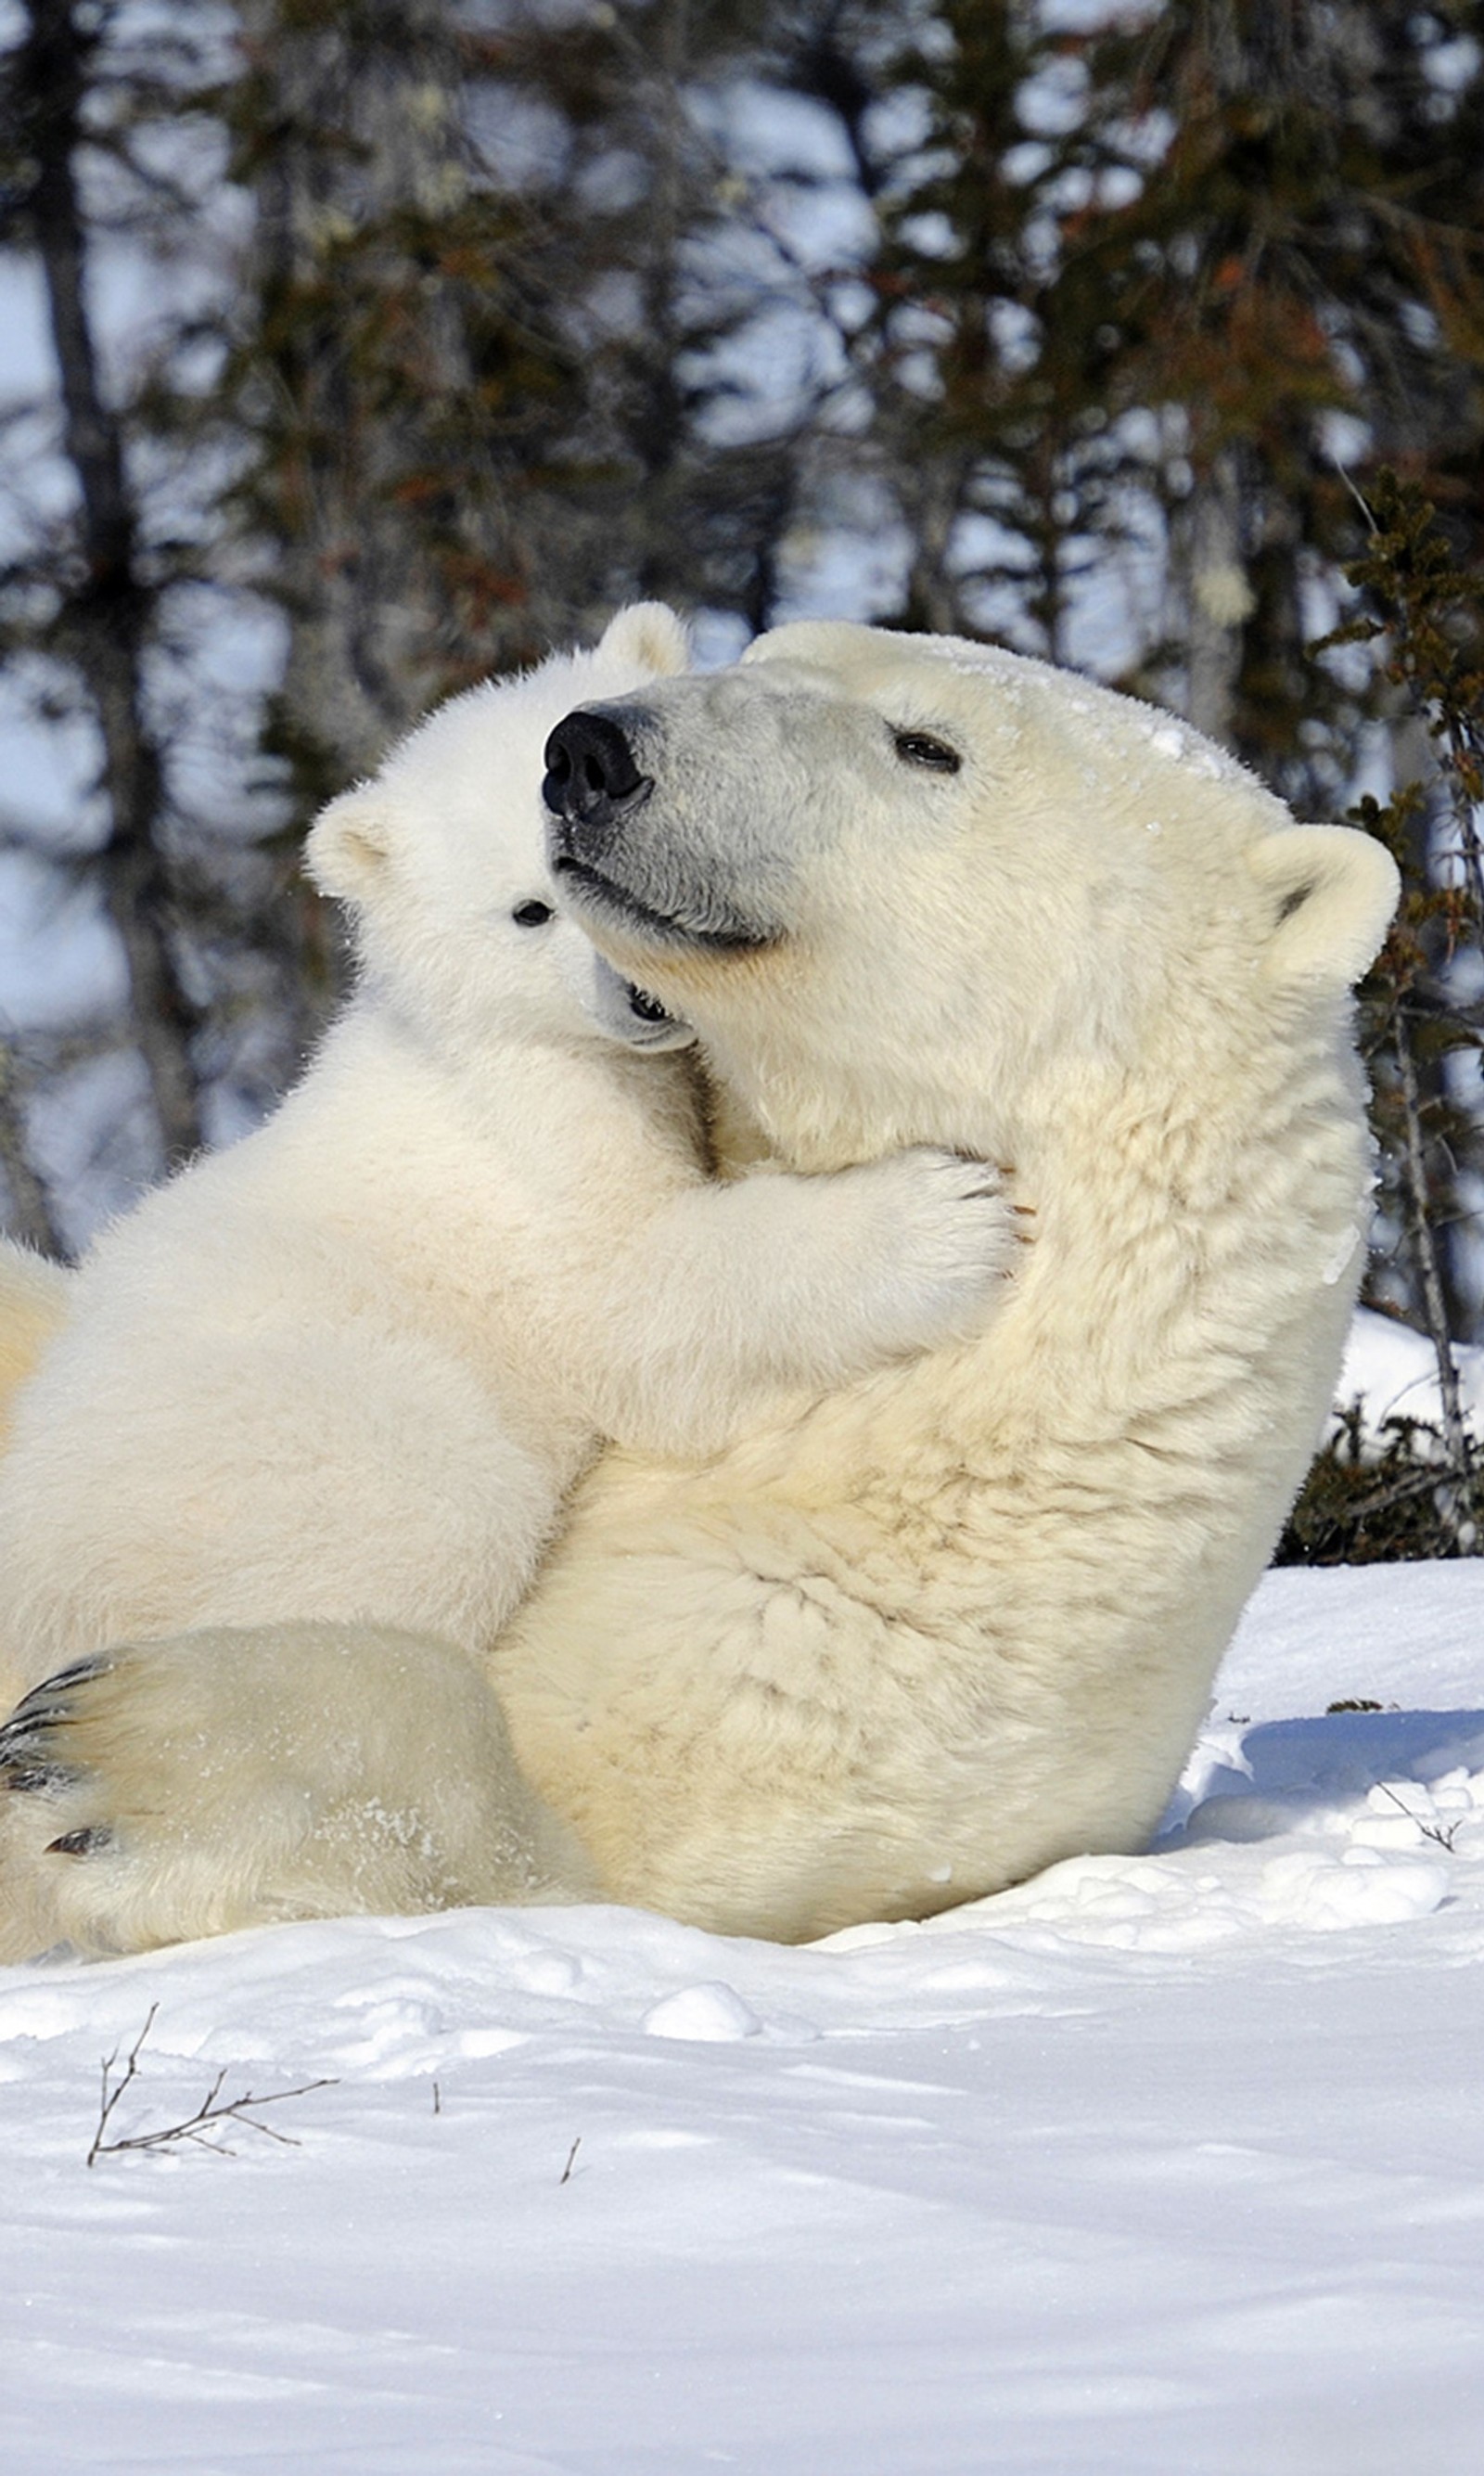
[543,710,652,837]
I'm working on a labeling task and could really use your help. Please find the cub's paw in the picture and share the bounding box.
[847,1147,1030,1353]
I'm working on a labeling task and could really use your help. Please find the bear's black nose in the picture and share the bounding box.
[543,711,652,841]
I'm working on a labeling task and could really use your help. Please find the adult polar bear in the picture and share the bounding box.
[0,620,1395,1955]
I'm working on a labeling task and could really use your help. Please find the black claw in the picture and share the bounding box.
[39,1654,112,1691]
[1,1660,112,1760]
[3,1759,82,1795]
[47,1825,112,1857]
[0,1716,57,1762]
[6,1654,111,1724]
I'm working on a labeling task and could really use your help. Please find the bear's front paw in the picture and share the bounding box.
[0,1624,594,1959]
[849,1147,1031,1355]
[0,1656,135,1954]
[0,1638,331,1958]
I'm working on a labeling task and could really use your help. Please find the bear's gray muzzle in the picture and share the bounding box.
[544,695,783,955]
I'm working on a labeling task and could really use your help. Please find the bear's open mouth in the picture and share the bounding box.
[553,854,773,955]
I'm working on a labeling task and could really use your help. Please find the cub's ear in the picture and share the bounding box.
[1249,824,1400,988]
[596,601,690,678]
[305,787,397,905]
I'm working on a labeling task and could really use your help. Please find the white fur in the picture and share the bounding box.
[0,1239,70,1455]
[0,620,1394,1956]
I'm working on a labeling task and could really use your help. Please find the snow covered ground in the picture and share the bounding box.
[1337,1306,1484,1447]
[3,1556,1483,2473]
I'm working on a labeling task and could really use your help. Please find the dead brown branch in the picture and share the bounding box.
[86,2004,337,2164]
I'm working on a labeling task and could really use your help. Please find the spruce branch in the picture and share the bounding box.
[1282,466,1484,1559]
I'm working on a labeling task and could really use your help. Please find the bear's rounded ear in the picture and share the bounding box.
[305,788,397,905]
[1249,824,1400,989]
[596,601,690,678]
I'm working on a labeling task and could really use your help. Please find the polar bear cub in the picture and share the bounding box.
[0,609,1021,1731]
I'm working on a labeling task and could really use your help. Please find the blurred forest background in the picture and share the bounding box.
[0,0,1481,1555]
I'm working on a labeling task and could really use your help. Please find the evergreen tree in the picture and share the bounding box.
[1060,0,1484,796]
[229,0,572,798]
[846,2,1482,781]
[1281,470,1484,1558]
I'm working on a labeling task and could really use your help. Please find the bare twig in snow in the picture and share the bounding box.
[86,2005,337,2164]
[1376,1779,1460,1854]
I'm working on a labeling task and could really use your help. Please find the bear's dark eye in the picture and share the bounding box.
[512,899,554,929]
[892,729,961,775]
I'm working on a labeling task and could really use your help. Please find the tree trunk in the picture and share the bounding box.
[1392,1000,1474,1533]
[0,1051,63,1259]
[1177,450,1253,747]
[19,0,204,1168]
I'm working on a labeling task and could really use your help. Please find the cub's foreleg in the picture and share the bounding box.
[580,1149,1027,1457]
